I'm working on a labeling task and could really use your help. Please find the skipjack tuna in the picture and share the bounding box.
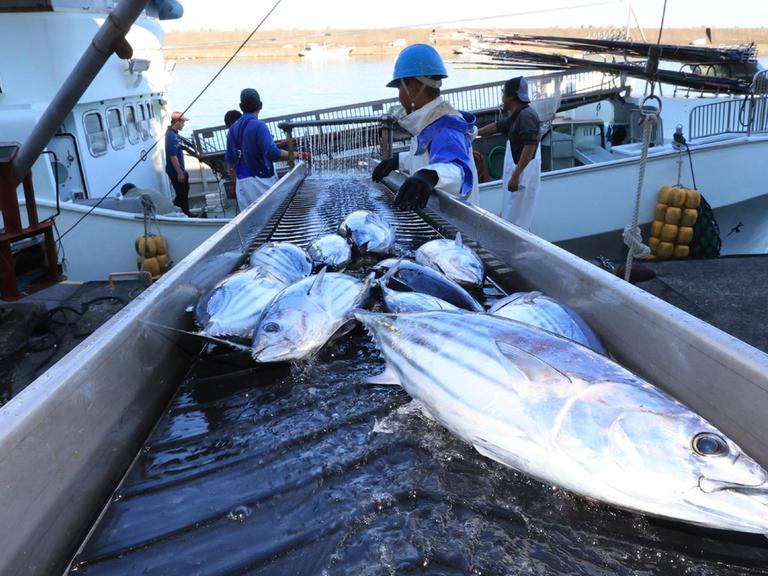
[357,310,768,534]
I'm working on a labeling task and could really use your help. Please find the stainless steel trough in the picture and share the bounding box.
[1,162,767,575]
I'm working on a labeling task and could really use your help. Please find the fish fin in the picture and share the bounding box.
[307,266,327,295]
[455,231,463,248]
[353,272,376,309]
[522,291,543,304]
[473,439,515,468]
[494,340,573,386]
[139,319,252,353]
[378,258,403,287]
[365,365,402,386]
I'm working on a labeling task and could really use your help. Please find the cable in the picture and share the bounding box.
[55,0,283,242]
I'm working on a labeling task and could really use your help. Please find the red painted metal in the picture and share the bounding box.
[0,153,60,301]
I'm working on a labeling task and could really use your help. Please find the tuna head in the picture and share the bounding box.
[560,385,768,533]
[251,300,328,362]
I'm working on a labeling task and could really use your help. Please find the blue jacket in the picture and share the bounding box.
[164,128,186,178]
[225,114,283,179]
[415,110,477,197]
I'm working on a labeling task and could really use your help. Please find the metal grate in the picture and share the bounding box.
[66,176,768,575]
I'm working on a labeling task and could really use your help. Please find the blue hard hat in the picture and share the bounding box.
[387,44,448,88]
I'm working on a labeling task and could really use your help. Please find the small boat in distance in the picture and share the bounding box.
[298,42,354,58]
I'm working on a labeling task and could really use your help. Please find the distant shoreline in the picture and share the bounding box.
[165,26,768,61]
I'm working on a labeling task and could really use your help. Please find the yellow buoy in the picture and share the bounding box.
[684,189,701,209]
[649,236,660,254]
[654,203,667,221]
[664,207,682,225]
[674,245,690,258]
[135,235,156,258]
[659,186,674,204]
[677,226,694,245]
[656,241,674,259]
[156,253,170,273]
[153,235,168,256]
[669,187,687,208]
[661,223,679,242]
[680,208,698,227]
[651,220,664,238]
[138,255,161,278]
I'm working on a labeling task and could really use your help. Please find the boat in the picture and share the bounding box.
[298,42,354,58]
[0,0,230,293]
[3,4,768,572]
[464,35,768,258]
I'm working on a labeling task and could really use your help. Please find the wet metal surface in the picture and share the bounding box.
[69,177,768,575]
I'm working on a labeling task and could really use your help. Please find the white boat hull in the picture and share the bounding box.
[478,135,768,257]
[26,199,227,281]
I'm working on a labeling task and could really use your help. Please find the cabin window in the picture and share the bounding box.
[137,103,150,141]
[106,107,126,150]
[124,104,140,145]
[83,111,108,157]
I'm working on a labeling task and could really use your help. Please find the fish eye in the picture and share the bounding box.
[692,433,729,457]
[263,322,280,333]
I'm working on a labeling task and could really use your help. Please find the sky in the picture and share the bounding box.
[161,0,768,32]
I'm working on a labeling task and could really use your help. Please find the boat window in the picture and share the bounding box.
[124,104,140,145]
[83,111,108,157]
[106,107,126,150]
[137,103,149,140]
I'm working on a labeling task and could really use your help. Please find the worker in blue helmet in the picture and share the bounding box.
[372,44,479,210]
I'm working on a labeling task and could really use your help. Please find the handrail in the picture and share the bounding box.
[688,94,768,140]
[190,68,624,158]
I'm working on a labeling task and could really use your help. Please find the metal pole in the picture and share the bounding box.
[12,0,151,184]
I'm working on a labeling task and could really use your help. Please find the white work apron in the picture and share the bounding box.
[236,175,278,212]
[500,142,541,230]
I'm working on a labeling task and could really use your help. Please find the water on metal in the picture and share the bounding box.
[68,176,768,575]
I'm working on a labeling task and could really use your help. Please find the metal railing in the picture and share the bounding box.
[688,94,768,140]
[190,69,625,158]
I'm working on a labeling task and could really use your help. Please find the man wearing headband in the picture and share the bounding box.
[372,44,478,210]
[477,76,541,229]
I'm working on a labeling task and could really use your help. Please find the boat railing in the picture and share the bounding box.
[688,94,768,140]
[190,69,625,158]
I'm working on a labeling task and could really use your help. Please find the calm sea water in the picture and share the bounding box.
[167,56,520,131]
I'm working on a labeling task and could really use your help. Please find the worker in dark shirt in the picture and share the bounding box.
[164,111,192,216]
[225,88,290,212]
[477,77,541,229]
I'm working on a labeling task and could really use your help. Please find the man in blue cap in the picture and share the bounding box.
[477,76,541,229]
[225,88,290,211]
[372,43,478,210]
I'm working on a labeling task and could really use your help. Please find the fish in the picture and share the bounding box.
[251,268,374,362]
[338,210,395,254]
[307,234,352,271]
[415,232,484,288]
[355,310,768,534]
[489,291,607,355]
[373,258,483,312]
[194,268,288,338]
[248,242,313,284]
[378,261,459,313]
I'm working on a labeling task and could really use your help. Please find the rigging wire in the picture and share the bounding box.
[55,0,283,242]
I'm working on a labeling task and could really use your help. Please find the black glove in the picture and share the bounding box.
[395,169,438,210]
[372,153,399,182]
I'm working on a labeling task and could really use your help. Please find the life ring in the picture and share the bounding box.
[486,145,506,180]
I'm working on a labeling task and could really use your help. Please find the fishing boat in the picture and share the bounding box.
[0,0,229,293]
[298,42,354,58]
[3,3,768,574]
[466,34,768,258]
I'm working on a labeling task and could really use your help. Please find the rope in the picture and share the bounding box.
[622,109,657,281]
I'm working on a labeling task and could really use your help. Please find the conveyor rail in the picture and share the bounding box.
[66,176,768,575]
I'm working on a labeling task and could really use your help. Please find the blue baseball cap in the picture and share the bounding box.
[504,76,531,103]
